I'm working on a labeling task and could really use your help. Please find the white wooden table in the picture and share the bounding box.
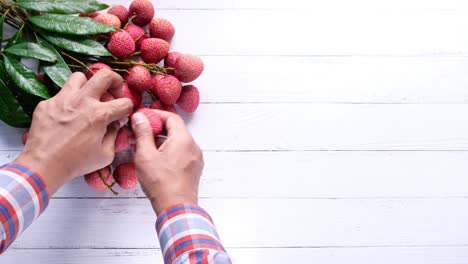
[3,0,468,263]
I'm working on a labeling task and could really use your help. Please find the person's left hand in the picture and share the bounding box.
[15,69,133,195]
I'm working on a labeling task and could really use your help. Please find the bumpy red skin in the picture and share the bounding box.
[80,12,99,18]
[173,54,204,83]
[150,101,177,114]
[129,0,155,27]
[135,108,163,135]
[151,75,182,105]
[149,18,175,42]
[107,31,136,59]
[124,24,148,49]
[86,62,112,79]
[94,13,121,28]
[140,38,170,64]
[164,52,182,75]
[21,129,29,145]
[121,82,143,107]
[108,5,129,26]
[113,163,138,190]
[84,166,113,191]
[127,66,151,92]
[177,85,200,113]
[115,127,130,152]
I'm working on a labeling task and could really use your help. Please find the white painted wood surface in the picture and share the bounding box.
[2,0,468,263]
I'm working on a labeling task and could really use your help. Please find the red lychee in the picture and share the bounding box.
[129,0,155,27]
[115,127,130,152]
[108,5,129,26]
[149,18,175,42]
[126,66,151,92]
[150,75,182,105]
[150,100,177,114]
[172,54,204,83]
[121,82,142,107]
[21,129,29,145]
[86,62,112,79]
[177,85,200,113]
[107,31,135,59]
[124,24,147,49]
[84,166,113,191]
[94,13,121,28]
[140,38,169,64]
[113,163,138,190]
[134,108,163,135]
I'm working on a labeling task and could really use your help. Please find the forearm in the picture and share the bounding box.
[0,163,49,254]
[156,204,231,264]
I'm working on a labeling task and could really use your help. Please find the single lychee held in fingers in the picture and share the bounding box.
[177,85,200,113]
[113,163,138,190]
[121,82,143,107]
[108,5,129,26]
[129,0,155,27]
[150,100,177,114]
[140,38,170,64]
[115,126,130,152]
[134,108,163,135]
[126,65,152,92]
[107,31,136,59]
[86,62,112,79]
[149,18,175,42]
[94,13,121,28]
[150,75,182,105]
[84,166,114,192]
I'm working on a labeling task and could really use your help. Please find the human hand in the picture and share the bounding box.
[15,70,133,195]
[131,110,204,215]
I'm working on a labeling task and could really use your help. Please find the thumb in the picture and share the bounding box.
[131,112,158,154]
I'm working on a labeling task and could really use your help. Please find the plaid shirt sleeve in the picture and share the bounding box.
[0,163,49,254]
[156,204,232,264]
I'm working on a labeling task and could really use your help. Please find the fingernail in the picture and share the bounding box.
[119,117,129,128]
[132,113,146,126]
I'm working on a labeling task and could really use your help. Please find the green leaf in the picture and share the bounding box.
[15,0,108,14]
[3,55,51,99]
[41,32,111,56]
[37,38,71,87]
[0,77,32,127]
[6,25,24,48]
[29,14,116,35]
[5,43,57,62]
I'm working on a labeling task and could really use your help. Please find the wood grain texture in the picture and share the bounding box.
[11,198,468,248]
[4,247,468,264]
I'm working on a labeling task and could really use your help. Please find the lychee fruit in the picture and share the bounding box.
[140,38,169,64]
[84,166,113,191]
[107,31,136,59]
[115,127,130,152]
[86,62,112,79]
[129,0,154,27]
[37,73,45,84]
[124,24,147,49]
[101,92,115,102]
[21,129,29,145]
[113,163,138,190]
[165,52,181,68]
[150,100,177,114]
[171,54,204,83]
[149,18,175,42]
[150,75,182,105]
[134,108,163,135]
[121,82,142,107]
[94,13,121,28]
[126,66,151,92]
[80,12,99,18]
[177,85,200,113]
[108,5,129,26]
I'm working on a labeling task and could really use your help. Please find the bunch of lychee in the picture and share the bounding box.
[23,0,203,194]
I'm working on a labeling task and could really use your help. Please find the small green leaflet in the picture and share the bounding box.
[15,0,108,14]
[37,38,72,88]
[0,77,32,128]
[29,14,116,35]
[5,43,57,62]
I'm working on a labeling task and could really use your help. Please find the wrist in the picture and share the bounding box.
[150,195,198,216]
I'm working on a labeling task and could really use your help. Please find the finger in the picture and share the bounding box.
[131,112,158,154]
[151,110,187,137]
[100,98,133,124]
[58,72,87,94]
[82,69,123,99]
[102,121,120,153]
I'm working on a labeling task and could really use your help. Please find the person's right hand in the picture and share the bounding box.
[131,110,204,215]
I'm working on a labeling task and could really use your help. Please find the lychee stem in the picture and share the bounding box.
[98,170,119,196]
[124,15,137,28]
[60,51,92,72]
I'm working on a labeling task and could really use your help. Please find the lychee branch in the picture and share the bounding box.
[98,170,119,196]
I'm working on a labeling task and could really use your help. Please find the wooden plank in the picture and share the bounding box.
[4,247,468,264]
[156,9,468,55]
[2,151,468,199]
[198,56,468,103]
[3,104,468,151]
[108,0,468,10]
[11,198,468,248]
